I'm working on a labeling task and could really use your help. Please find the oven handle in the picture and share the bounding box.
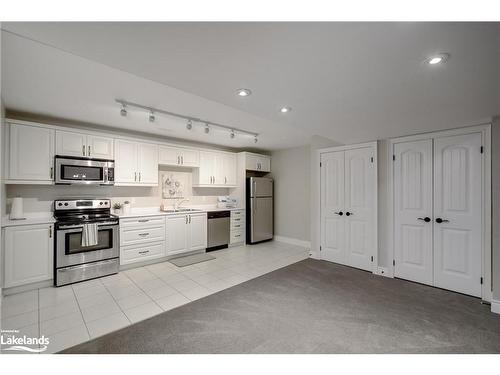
[57,222,119,230]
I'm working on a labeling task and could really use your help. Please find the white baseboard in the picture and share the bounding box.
[274,235,311,249]
[491,299,500,315]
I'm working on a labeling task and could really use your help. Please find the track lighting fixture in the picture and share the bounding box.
[230,130,235,139]
[254,136,258,143]
[186,119,193,130]
[120,104,127,117]
[204,123,210,134]
[148,110,155,123]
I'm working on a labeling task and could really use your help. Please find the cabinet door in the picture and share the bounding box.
[158,146,181,166]
[221,153,237,186]
[245,153,260,171]
[344,147,375,272]
[198,151,216,185]
[4,224,53,288]
[320,151,346,265]
[166,215,188,254]
[258,156,271,172]
[137,143,158,184]
[9,124,55,182]
[394,139,433,285]
[87,135,114,159]
[114,140,138,183]
[180,149,200,167]
[187,213,207,251]
[56,130,87,157]
[433,133,482,297]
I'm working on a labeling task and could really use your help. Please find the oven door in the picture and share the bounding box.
[56,223,119,268]
[55,157,113,185]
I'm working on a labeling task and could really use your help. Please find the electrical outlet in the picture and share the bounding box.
[377,267,388,276]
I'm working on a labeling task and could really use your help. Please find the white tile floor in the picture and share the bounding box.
[1,241,308,354]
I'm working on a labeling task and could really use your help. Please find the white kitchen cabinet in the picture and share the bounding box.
[114,140,158,186]
[159,146,199,167]
[230,209,245,245]
[7,123,55,183]
[244,152,271,172]
[166,213,207,255]
[193,151,237,187]
[56,130,114,159]
[119,216,166,265]
[3,224,54,288]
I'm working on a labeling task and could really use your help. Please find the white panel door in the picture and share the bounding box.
[187,213,207,251]
[137,143,158,184]
[320,151,346,265]
[166,215,188,255]
[114,140,138,183]
[198,151,216,185]
[394,139,433,285]
[433,133,482,297]
[56,130,87,157]
[180,149,200,167]
[344,147,375,271]
[4,224,53,288]
[9,124,54,182]
[221,153,237,186]
[158,146,181,166]
[87,135,114,159]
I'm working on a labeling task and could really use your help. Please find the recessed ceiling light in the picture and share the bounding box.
[236,88,252,97]
[426,53,449,65]
[280,107,292,113]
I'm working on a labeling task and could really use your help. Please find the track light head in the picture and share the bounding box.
[204,123,210,134]
[120,104,127,117]
[186,119,193,130]
[230,130,235,139]
[148,111,155,123]
[254,136,258,143]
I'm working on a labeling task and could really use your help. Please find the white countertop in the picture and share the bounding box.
[2,213,56,227]
[115,205,244,219]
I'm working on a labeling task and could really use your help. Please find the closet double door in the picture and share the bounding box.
[393,132,483,297]
[320,145,376,272]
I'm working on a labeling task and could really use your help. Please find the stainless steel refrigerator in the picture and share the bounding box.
[246,177,273,244]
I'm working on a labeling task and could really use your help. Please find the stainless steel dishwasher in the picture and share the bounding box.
[207,211,230,251]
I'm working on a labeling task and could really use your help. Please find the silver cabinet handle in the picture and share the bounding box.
[82,145,86,156]
[185,215,188,224]
[134,172,137,181]
[225,176,227,184]
[181,156,184,165]
[139,172,141,182]
[189,215,191,224]
[138,250,150,255]
[138,219,149,223]
[88,145,91,156]
[138,232,150,236]
[213,176,215,184]
[177,156,180,164]
[49,226,52,238]
[50,167,54,180]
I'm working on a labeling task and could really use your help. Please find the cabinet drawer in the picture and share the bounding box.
[231,221,245,230]
[231,210,245,218]
[120,225,165,246]
[230,230,244,244]
[231,216,245,225]
[120,241,165,265]
[120,216,165,229]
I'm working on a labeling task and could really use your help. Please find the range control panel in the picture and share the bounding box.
[54,199,111,210]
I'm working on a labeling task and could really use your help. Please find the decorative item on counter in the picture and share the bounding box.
[10,197,26,220]
[162,173,186,199]
[112,202,123,215]
[122,200,131,214]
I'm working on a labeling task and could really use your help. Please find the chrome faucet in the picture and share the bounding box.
[174,198,190,211]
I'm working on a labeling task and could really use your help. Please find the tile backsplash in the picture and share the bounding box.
[5,167,234,214]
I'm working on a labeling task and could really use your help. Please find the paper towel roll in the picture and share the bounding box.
[10,197,25,220]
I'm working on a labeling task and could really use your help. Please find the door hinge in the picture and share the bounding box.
[393,259,395,266]
[371,256,374,262]
[370,157,374,163]
[392,154,395,161]
[480,277,483,285]
[480,146,484,154]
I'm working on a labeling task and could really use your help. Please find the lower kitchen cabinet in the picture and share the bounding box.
[119,216,166,265]
[166,212,207,255]
[230,209,245,245]
[3,224,54,288]
[120,241,165,265]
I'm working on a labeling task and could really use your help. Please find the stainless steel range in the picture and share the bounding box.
[54,198,119,287]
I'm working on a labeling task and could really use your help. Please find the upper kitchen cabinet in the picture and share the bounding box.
[56,130,114,159]
[193,151,237,187]
[115,140,158,186]
[6,122,55,184]
[243,152,271,172]
[158,145,200,168]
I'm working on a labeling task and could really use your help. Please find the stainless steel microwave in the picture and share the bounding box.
[54,156,115,185]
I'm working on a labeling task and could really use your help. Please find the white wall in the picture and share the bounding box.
[270,146,310,243]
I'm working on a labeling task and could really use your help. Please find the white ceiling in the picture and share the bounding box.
[2,22,500,150]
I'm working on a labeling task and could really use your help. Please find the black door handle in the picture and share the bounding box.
[345,212,352,216]
[436,218,449,223]
[334,211,343,216]
[417,217,431,223]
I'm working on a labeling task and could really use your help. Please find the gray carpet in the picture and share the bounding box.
[169,253,215,267]
[62,259,500,354]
